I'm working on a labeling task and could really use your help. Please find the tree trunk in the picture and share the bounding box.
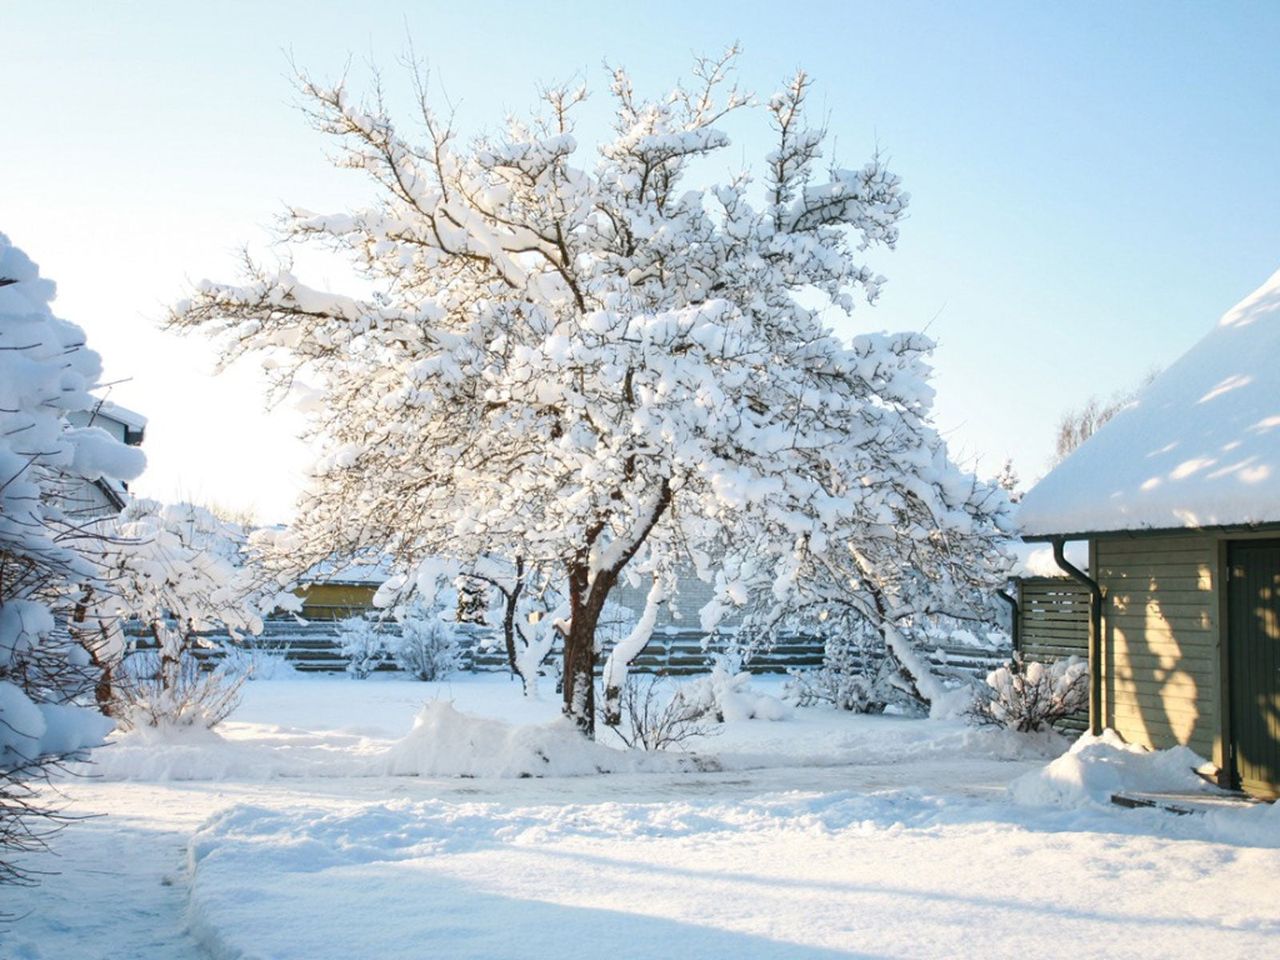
[561,563,613,736]
[501,558,524,681]
[561,608,598,735]
[561,479,672,736]
[73,588,116,716]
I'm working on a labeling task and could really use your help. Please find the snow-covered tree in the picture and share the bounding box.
[458,556,563,696]
[1052,368,1160,465]
[335,614,386,678]
[0,233,145,883]
[738,429,1014,715]
[381,556,563,695]
[387,598,460,681]
[89,499,278,728]
[168,51,942,736]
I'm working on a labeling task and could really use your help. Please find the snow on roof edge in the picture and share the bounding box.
[1017,267,1280,537]
[96,399,148,430]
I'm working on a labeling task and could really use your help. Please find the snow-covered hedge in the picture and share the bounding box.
[386,702,676,778]
[681,659,791,723]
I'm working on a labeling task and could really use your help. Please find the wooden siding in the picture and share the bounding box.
[1095,534,1220,760]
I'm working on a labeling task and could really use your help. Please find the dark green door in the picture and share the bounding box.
[1227,541,1280,799]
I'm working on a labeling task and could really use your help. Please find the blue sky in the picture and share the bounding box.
[6,1,1279,520]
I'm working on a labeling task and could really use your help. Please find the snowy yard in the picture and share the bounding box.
[5,674,1278,960]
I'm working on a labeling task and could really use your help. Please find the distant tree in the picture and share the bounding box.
[455,557,563,697]
[1053,369,1160,464]
[380,556,564,696]
[197,499,260,530]
[0,233,145,887]
[165,50,996,738]
[386,597,460,681]
[995,458,1021,503]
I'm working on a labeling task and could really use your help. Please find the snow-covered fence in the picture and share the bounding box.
[1014,577,1091,732]
[129,619,1008,681]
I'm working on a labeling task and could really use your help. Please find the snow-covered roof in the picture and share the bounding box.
[302,556,393,586]
[1020,268,1280,537]
[96,400,148,431]
[1006,539,1087,578]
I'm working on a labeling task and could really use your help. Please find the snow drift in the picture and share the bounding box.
[385,702,680,778]
[1009,729,1217,807]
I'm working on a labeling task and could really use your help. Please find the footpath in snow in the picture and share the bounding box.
[4,675,1278,960]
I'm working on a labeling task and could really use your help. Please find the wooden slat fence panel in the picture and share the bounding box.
[1017,576,1090,732]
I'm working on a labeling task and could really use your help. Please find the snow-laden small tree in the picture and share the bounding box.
[336,614,386,678]
[169,50,938,735]
[0,233,146,884]
[89,500,278,729]
[379,556,564,695]
[456,556,563,696]
[735,426,1015,715]
[388,598,460,681]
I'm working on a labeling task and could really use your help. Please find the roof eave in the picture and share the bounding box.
[1021,520,1280,543]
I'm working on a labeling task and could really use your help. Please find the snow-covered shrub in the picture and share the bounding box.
[970,655,1088,733]
[0,234,144,885]
[242,651,302,681]
[388,701,667,777]
[389,602,460,681]
[336,616,386,679]
[220,637,302,681]
[681,657,791,723]
[785,664,875,713]
[114,650,244,730]
[784,628,882,713]
[607,675,717,752]
[93,500,274,731]
[782,623,926,715]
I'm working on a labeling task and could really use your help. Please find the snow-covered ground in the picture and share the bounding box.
[4,674,1278,959]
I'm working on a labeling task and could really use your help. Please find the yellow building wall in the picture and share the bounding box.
[297,583,379,620]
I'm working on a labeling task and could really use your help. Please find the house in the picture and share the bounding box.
[66,399,147,516]
[294,558,392,620]
[1017,268,1280,798]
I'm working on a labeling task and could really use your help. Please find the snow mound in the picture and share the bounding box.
[385,701,677,778]
[1009,729,1217,807]
[83,722,294,781]
[77,699,687,782]
[681,663,792,722]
